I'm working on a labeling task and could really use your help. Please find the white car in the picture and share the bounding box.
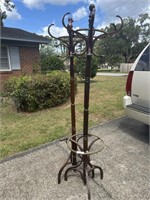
[123,43,150,125]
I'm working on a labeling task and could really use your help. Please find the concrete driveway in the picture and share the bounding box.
[0,116,149,200]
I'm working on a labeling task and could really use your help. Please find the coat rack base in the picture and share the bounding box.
[58,134,104,200]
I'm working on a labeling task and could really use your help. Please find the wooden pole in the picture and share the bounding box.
[83,4,95,152]
[67,18,77,165]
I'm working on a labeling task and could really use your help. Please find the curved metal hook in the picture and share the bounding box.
[93,15,123,45]
[48,24,70,51]
[111,23,117,30]
[74,30,88,48]
[62,12,71,29]
[115,15,123,32]
[103,15,123,38]
[74,49,87,57]
[93,51,101,58]
[92,15,123,57]
[109,15,123,34]
[48,24,59,40]
[104,15,123,35]
[57,55,69,62]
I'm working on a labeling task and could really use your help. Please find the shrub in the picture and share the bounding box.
[75,57,98,79]
[4,71,70,112]
[40,55,65,73]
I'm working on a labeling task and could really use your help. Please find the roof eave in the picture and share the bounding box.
[1,37,49,44]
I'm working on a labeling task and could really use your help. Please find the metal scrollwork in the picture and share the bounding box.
[48,6,123,59]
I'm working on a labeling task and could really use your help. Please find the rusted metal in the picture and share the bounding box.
[48,4,123,200]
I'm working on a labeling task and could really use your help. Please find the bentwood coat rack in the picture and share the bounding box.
[48,4,123,200]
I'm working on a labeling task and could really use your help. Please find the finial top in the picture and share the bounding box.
[89,4,95,28]
[89,4,95,11]
[68,17,74,23]
[67,17,74,29]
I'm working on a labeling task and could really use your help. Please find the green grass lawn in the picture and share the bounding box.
[0,76,127,159]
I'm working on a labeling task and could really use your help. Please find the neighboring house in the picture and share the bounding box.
[0,27,49,91]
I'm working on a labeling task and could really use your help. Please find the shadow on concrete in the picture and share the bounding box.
[119,117,149,144]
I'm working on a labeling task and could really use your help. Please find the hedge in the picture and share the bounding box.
[4,71,70,112]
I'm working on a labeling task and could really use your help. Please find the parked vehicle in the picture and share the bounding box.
[123,43,150,125]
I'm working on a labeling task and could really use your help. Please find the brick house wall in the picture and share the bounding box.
[0,45,40,91]
[1,27,49,92]
[19,46,40,74]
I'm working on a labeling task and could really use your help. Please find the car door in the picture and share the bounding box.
[131,44,150,109]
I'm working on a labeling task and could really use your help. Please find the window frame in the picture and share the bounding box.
[0,46,21,72]
[0,46,12,71]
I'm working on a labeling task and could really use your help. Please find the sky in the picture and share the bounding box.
[1,0,150,37]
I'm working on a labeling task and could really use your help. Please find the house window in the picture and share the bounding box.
[0,46,10,70]
[0,46,21,71]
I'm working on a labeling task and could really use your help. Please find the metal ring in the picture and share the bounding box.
[66,133,104,155]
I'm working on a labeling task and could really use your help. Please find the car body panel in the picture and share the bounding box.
[123,43,150,125]
[125,105,150,125]
[132,72,150,108]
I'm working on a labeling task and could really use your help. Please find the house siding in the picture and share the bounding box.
[0,45,41,91]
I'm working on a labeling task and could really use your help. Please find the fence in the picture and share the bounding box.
[120,63,133,73]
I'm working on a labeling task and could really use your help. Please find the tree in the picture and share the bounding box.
[40,37,56,57]
[137,13,150,46]
[0,0,15,26]
[40,36,65,72]
[96,13,150,67]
